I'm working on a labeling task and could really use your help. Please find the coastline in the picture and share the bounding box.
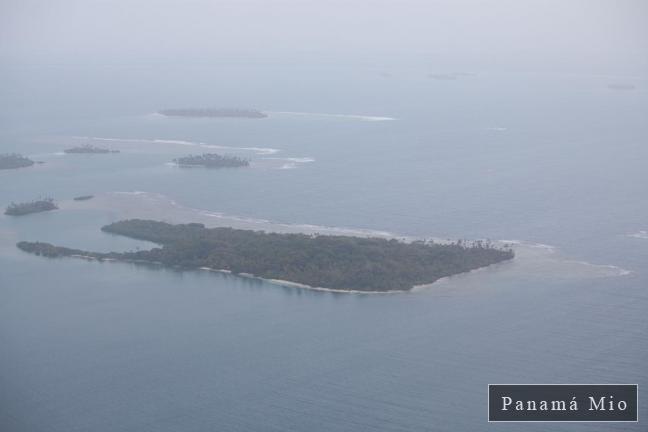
[410,259,514,292]
[53,253,497,294]
[56,191,633,281]
[200,266,408,294]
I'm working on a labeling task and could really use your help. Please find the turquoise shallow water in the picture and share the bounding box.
[1,65,647,431]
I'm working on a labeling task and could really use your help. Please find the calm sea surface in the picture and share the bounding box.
[1,65,647,431]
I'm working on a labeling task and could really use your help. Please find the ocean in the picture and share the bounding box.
[1,63,646,431]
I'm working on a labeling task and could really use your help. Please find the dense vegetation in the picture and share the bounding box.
[73,195,94,201]
[64,144,119,154]
[174,153,249,168]
[17,241,86,257]
[17,219,514,291]
[158,108,267,118]
[0,153,35,169]
[5,198,58,216]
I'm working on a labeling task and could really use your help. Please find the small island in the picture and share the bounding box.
[158,108,268,119]
[64,144,119,154]
[5,198,58,216]
[0,153,35,170]
[173,153,250,168]
[73,195,94,201]
[16,219,514,292]
[607,83,635,91]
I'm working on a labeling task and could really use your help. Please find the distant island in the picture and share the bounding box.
[174,153,250,168]
[64,144,119,154]
[17,219,514,292]
[0,153,35,170]
[158,108,268,119]
[607,83,636,91]
[5,198,58,216]
[73,195,94,201]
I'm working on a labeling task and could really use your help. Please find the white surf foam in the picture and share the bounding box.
[267,111,396,122]
[628,230,648,240]
[113,191,149,196]
[262,156,316,169]
[498,239,557,252]
[29,152,66,158]
[561,260,633,277]
[71,136,280,155]
[67,192,632,284]
[497,239,632,278]
[94,191,401,240]
[264,157,315,163]
[144,112,165,119]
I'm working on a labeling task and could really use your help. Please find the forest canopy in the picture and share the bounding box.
[5,199,58,216]
[17,219,513,292]
[0,153,35,169]
[173,153,249,168]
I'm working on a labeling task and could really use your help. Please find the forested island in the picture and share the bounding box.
[158,108,268,119]
[5,199,58,216]
[17,219,514,291]
[0,153,35,170]
[64,145,119,154]
[174,153,250,168]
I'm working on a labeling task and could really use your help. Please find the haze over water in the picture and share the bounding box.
[1,1,647,430]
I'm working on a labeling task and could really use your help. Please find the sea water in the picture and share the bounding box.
[1,64,646,431]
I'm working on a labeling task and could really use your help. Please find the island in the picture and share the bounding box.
[73,195,94,201]
[5,198,58,216]
[64,144,119,154]
[173,153,250,168]
[0,153,35,170]
[16,219,514,292]
[158,108,268,119]
[607,83,636,91]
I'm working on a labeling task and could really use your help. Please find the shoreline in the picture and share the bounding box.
[54,191,632,283]
[199,266,407,294]
[410,259,514,292]
[57,253,509,295]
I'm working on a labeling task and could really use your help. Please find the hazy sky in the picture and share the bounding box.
[1,0,647,74]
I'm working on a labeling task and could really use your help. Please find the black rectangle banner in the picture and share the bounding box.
[488,384,638,422]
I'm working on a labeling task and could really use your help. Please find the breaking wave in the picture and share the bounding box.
[261,156,315,170]
[498,239,557,252]
[628,230,648,240]
[100,191,399,239]
[497,239,631,278]
[29,152,66,158]
[561,260,633,277]
[264,157,315,163]
[71,136,280,155]
[65,191,633,281]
